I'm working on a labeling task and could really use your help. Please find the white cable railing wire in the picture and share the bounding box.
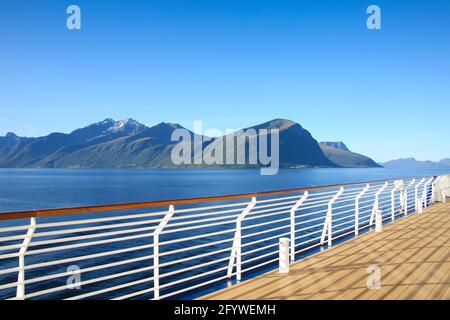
[0,175,444,300]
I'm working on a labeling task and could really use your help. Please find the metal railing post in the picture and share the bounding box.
[417,196,424,213]
[290,191,308,262]
[355,185,370,236]
[320,187,344,247]
[153,205,175,300]
[415,178,425,212]
[392,179,406,221]
[16,217,36,300]
[402,189,407,215]
[431,176,441,204]
[370,182,388,226]
[375,210,382,232]
[404,179,415,216]
[227,197,256,281]
[391,183,400,222]
[422,177,434,208]
[279,238,289,273]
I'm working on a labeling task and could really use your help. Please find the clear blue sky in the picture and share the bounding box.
[1,0,449,162]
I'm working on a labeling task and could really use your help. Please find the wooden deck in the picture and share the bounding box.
[200,201,450,300]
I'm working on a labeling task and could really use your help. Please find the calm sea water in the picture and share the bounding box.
[0,168,449,300]
[1,167,449,213]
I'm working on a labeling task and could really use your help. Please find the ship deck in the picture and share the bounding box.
[200,201,450,300]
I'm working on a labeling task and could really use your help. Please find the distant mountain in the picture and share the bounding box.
[0,118,377,169]
[438,158,450,167]
[319,142,381,168]
[0,118,149,167]
[382,157,450,169]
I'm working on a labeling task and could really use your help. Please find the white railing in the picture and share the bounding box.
[0,175,444,300]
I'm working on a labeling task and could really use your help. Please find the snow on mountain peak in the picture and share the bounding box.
[100,118,115,125]
[108,118,146,134]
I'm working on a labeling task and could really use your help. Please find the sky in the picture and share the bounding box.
[0,0,449,162]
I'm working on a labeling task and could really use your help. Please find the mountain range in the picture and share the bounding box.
[381,157,450,169]
[0,118,381,169]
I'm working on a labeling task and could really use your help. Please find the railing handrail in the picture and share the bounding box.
[0,175,437,221]
[0,174,443,300]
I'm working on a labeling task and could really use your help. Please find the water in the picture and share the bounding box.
[0,168,449,213]
[0,168,448,300]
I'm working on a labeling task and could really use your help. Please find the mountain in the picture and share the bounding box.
[0,118,362,169]
[320,141,350,152]
[438,158,450,167]
[319,142,381,168]
[382,158,450,169]
[199,119,336,168]
[0,118,149,167]
[255,119,336,167]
